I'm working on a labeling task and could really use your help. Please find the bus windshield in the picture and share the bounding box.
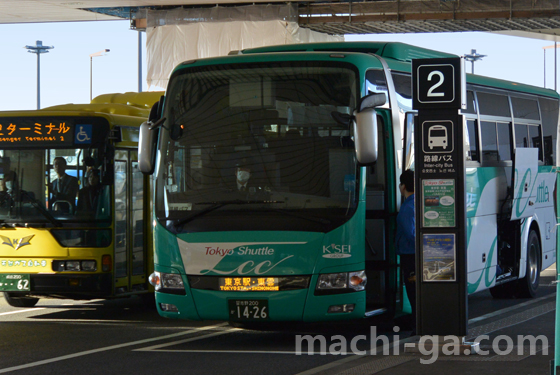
[157,61,360,233]
[0,147,110,226]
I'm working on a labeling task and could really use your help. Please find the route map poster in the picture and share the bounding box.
[422,179,456,227]
[422,233,456,282]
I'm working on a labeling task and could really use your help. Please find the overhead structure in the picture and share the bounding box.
[144,5,342,88]
[2,1,560,39]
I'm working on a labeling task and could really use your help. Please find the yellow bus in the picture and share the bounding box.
[0,91,163,307]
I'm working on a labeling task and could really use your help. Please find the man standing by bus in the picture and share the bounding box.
[396,169,416,335]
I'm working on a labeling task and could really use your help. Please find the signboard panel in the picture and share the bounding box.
[412,57,463,110]
[413,56,467,337]
[0,116,109,148]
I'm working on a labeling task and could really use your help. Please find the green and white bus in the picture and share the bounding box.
[139,42,559,322]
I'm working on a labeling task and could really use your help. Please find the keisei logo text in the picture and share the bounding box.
[322,244,351,259]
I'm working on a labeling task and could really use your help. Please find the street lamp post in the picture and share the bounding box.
[89,49,110,101]
[464,49,486,74]
[25,40,54,109]
[542,43,559,90]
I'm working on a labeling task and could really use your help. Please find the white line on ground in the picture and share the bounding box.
[294,335,419,375]
[0,308,45,316]
[468,293,555,324]
[0,323,228,374]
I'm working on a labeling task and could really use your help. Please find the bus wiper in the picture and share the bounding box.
[173,199,285,229]
[19,190,62,227]
[261,208,332,225]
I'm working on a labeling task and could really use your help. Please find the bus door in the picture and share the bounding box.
[114,150,148,294]
[364,114,396,315]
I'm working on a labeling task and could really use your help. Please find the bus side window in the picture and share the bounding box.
[466,120,479,162]
[480,121,498,162]
[528,124,543,161]
[538,97,558,165]
[497,122,511,161]
[462,91,477,115]
[515,124,529,149]
[365,69,389,108]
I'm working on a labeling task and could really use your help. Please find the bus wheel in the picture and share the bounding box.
[489,282,516,299]
[516,230,541,298]
[3,292,39,307]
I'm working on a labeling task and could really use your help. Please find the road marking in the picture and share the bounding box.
[294,335,418,375]
[134,328,240,351]
[0,323,228,374]
[0,308,45,316]
[468,293,555,324]
[295,294,557,375]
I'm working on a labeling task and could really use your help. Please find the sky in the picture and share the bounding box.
[0,19,558,111]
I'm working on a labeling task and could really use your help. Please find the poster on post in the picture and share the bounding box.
[422,233,456,282]
[422,179,456,227]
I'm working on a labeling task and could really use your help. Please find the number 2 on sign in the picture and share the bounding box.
[427,71,445,97]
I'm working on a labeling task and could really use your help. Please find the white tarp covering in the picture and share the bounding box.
[145,7,343,89]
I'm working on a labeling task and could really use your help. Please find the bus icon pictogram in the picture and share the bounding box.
[422,120,454,154]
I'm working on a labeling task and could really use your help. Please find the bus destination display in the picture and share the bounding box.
[219,277,279,291]
[0,117,108,148]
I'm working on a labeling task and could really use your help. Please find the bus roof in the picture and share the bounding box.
[40,103,151,118]
[91,91,163,109]
[241,41,457,62]
[35,91,165,119]
[242,42,559,99]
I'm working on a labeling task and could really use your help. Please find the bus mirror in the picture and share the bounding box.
[139,121,158,175]
[353,108,378,165]
[358,93,386,112]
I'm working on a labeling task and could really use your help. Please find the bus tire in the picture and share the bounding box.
[3,292,39,307]
[516,230,541,298]
[489,282,516,299]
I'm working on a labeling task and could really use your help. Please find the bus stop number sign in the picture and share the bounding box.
[413,58,462,110]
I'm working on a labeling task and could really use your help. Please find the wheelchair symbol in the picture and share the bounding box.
[76,126,91,142]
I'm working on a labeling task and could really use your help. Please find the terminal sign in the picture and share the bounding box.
[0,116,108,148]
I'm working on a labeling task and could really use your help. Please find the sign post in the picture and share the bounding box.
[411,57,470,340]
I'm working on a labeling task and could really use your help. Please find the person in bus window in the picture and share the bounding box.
[0,171,19,206]
[236,164,252,192]
[51,157,79,212]
[395,169,416,335]
[78,169,101,214]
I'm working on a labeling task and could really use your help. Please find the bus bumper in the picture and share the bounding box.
[155,287,366,322]
[15,273,113,299]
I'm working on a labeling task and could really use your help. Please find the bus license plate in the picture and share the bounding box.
[0,274,30,291]
[228,300,269,320]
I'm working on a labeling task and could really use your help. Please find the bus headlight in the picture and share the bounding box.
[52,260,97,272]
[81,261,97,271]
[316,271,367,294]
[317,273,348,290]
[65,261,81,271]
[150,272,185,293]
[162,273,184,289]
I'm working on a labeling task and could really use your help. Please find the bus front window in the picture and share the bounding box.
[0,148,110,225]
[157,62,360,233]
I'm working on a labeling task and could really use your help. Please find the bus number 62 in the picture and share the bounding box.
[17,279,29,290]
